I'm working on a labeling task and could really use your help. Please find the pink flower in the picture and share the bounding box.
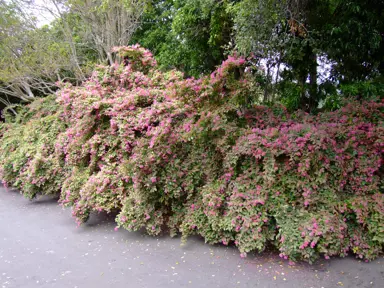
[224,172,232,181]
[240,252,247,258]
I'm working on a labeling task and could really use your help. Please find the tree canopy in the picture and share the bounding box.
[0,0,383,112]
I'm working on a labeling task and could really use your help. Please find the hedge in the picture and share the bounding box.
[1,45,383,263]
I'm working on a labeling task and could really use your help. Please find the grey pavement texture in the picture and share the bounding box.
[0,185,383,288]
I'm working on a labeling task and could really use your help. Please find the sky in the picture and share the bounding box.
[19,0,56,27]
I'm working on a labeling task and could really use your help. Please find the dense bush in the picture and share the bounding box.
[0,96,66,198]
[0,45,383,263]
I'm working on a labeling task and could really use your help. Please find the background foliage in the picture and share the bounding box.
[1,0,382,112]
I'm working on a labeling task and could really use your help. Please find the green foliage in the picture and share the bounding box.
[131,0,233,77]
[0,0,84,102]
[49,12,99,75]
[339,80,384,100]
[324,0,384,81]
[0,96,66,199]
[2,0,382,111]
[229,0,384,111]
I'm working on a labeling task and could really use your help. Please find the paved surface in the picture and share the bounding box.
[0,185,383,288]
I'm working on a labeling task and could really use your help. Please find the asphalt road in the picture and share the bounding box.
[0,185,383,288]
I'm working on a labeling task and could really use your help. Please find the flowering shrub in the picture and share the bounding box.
[0,45,383,263]
[0,96,66,198]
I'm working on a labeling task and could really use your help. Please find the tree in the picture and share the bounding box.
[132,0,233,77]
[0,0,73,103]
[230,0,384,111]
[0,0,148,108]
[69,0,148,64]
[323,0,384,82]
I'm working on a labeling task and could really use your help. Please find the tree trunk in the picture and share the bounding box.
[308,52,318,111]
